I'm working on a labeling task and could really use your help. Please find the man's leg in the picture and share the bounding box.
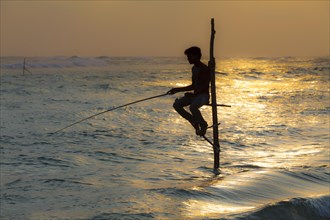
[190,94,209,136]
[173,96,199,133]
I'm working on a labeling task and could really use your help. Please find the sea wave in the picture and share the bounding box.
[151,168,329,219]
[231,195,330,220]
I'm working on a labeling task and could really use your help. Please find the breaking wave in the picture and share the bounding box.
[232,195,330,220]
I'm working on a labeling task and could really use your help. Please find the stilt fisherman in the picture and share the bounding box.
[167,46,210,136]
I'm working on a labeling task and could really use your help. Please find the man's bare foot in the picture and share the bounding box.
[198,122,208,136]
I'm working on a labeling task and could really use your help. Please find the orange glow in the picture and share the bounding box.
[1,1,329,57]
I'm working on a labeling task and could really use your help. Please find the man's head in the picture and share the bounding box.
[184,46,202,64]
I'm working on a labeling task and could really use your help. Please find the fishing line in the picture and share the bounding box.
[52,93,169,135]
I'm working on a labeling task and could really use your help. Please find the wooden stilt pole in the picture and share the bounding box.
[22,58,32,75]
[209,18,220,170]
[23,58,26,75]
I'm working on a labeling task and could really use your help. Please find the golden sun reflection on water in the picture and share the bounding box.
[183,199,255,219]
[181,171,264,218]
[176,58,329,218]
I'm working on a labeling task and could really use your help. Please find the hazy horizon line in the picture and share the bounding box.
[1,54,329,59]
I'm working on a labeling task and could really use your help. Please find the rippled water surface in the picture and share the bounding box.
[1,56,329,219]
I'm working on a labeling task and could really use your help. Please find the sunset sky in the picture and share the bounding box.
[1,1,329,57]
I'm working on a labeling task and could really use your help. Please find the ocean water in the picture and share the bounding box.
[0,56,329,220]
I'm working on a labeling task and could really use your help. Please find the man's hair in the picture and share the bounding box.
[184,46,202,59]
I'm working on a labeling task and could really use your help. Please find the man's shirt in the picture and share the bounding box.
[192,64,210,95]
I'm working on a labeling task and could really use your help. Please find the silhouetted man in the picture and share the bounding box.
[168,46,210,136]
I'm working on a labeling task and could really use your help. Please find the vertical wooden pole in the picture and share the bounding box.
[23,58,26,75]
[22,58,32,75]
[209,18,220,170]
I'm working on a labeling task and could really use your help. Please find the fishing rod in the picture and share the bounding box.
[52,93,169,134]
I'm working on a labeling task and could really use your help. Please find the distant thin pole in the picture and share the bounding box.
[52,93,168,135]
[23,58,32,75]
[209,18,220,170]
[22,58,26,75]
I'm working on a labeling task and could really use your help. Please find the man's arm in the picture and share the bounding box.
[167,84,194,95]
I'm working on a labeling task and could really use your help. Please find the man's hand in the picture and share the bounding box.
[167,88,180,95]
